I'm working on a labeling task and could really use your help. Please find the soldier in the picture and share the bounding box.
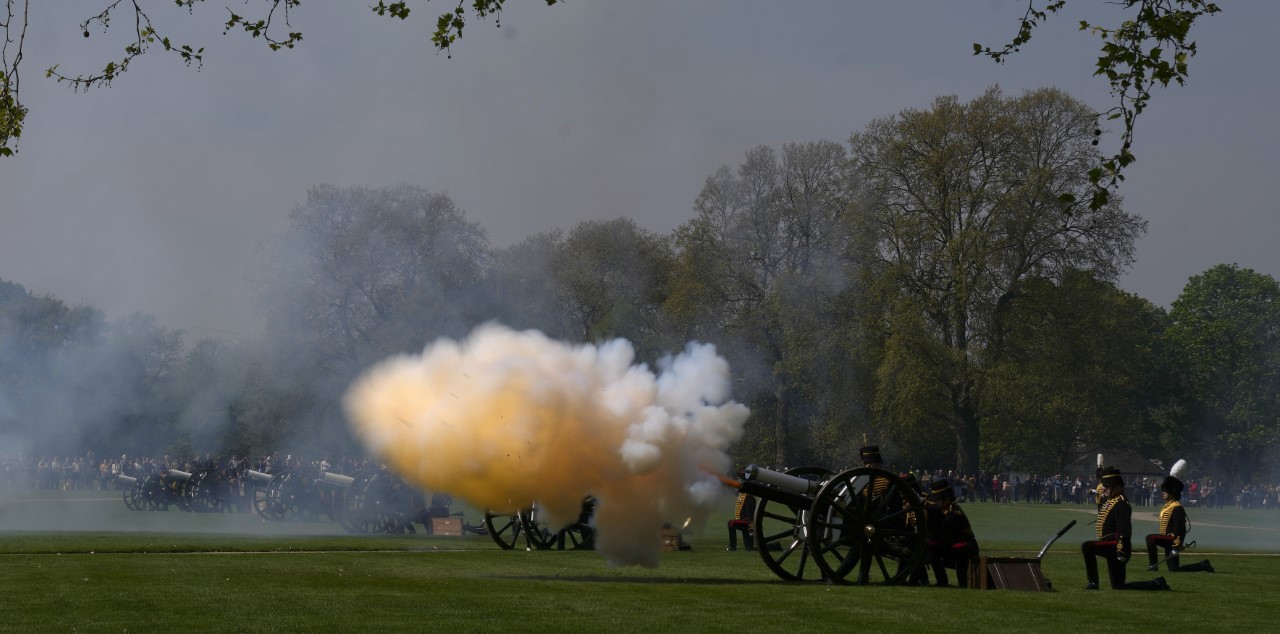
[1146,459,1214,573]
[860,445,891,498]
[726,489,756,551]
[923,479,980,587]
[1082,467,1170,590]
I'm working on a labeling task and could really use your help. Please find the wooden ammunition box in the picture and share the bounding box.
[659,528,683,552]
[430,517,464,536]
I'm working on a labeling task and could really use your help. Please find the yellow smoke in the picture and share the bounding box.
[343,323,749,567]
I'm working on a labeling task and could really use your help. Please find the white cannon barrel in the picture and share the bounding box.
[166,469,193,480]
[244,469,274,484]
[319,471,354,487]
[744,464,822,496]
[117,474,137,485]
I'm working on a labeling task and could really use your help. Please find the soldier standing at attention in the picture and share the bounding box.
[1083,467,1170,590]
[1146,459,1215,573]
[859,445,891,498]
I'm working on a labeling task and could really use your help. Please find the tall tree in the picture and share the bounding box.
[1166,264,1280,482]
[256,183,490,374]
[670,141,861,467]
[979,271,1167,473]
[854,87,1146,475]
[253,184,490,451]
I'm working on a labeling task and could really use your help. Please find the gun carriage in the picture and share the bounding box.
[483,497,596,551]
[119,467,230,512]
[733,464,926,584]
[243,468,422,534]
[334,470,422,534]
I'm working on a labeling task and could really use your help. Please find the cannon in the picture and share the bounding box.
[245,469,340,522]
[336,470,423,535]
[119,467,230,512]
[729,464,926,584]
[483,497,595,551]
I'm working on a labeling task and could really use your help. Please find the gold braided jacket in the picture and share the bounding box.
[1097,494,1127,551]
[1159,500,1184,547]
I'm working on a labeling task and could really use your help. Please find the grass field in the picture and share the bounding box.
[2,488,1277,633]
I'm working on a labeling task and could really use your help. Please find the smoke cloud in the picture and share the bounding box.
[343,323,749,567]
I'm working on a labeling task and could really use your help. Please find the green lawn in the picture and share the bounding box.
[2,489,1276,633]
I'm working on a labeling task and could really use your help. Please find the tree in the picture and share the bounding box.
[670,141,861,467]
[1166,264,1280,483]
[251,184,491,452]
[979,271,1167,473]
[854,87,1146,475]
[3,0,1220,172]
[976,0,1222,210]
[255,183,490,375]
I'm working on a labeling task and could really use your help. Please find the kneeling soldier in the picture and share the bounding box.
[1146,459,1214,573]
[924,479,979,587]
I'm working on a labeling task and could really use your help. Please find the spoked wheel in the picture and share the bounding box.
[339,471,402,534]
[483,506,554,550]
[183,468,230,513]
[258,470,311,522]
[806,467,925,585]
[122,478,140,510]
[136,474,169,511]
[753,466,832,581]
[554,523,594,550]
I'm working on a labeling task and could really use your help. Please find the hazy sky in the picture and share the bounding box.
[2,1,1276,340]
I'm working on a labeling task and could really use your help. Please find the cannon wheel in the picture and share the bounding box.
[805,467,925,585]
[339,471,411,534]
[258,470,312,522]
[121,480,139,510]
[483,507,554,550]
[182,468,230,513]
[134,474,170,511]
[752,466,832,582]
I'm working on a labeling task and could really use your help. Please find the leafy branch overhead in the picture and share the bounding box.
[975,0,1221,211]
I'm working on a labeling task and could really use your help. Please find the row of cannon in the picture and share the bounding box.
[117,466,597,549]
[117,461,921,580]
[118,467,428,534]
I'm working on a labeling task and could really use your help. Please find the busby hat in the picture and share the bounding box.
[900,472,922,494]
[1162,459,1187,498]
[1100,466,1124,489]
[928,479,955,500]
[860,445,883,465]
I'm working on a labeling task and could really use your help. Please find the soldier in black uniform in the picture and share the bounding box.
[923,479,980,587]
[1083,467,1170,590]
[1146,460,1214,573]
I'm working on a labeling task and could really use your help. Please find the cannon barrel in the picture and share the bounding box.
[318,471,355,488]
[718,464,820,510]
[744,464,822,496]
[166,469,193,480]
[117,474,137,485]
[243,469,274,484]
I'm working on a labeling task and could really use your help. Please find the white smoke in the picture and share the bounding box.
[342,323,749,567]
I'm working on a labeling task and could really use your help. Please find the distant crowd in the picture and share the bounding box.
[904,469,1278,510]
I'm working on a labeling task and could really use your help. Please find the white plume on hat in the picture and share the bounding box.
[1097,453,1104,469]
[1170,459,1187,478]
